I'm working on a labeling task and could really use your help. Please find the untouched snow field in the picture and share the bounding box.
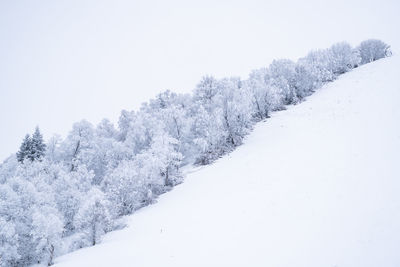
[55,56,400,267]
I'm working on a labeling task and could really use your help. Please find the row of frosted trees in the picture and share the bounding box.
[0,39,391,266]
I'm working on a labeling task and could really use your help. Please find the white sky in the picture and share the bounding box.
[0,0,399,161]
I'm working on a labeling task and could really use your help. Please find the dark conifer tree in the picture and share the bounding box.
[31,126,46,161]
[17,134,32,162]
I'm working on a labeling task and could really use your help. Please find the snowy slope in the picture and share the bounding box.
[55,56,400,267]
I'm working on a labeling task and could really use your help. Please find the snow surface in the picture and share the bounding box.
[55,56,400,267]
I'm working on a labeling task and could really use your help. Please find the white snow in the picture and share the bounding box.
[55,56,400,267]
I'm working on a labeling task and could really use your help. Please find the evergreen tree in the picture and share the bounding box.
[30,127,46,161]
[16,134,32,163]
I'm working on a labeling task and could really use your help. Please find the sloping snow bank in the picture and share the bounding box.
[55,56,400,267]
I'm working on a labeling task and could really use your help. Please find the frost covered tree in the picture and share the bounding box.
[217,77,253,146]
[30,205,63,266]
[147,132,183,187]
[17,127,47,163]
[0,164,63,266]
[74,188,112,246]
[102,160,143,216]
[329,42,361,74]
[293,62,318,99]
[16,134,32,163]
[53,165,94,233]
[96,119,118,139]
[267,59,298,105]
[0,214,19,266]
[300,48,335,83]
[129,133,183,197]
[31,127,46,162]
[193,76,220,110]
[60,120,95,172]
[89,119,128,185]
[357,39,391,64]
[117,109,135,142]
[191,75,254,163]
[244,68,282,119]
[190,104,227,164]
[146,91,193,162]
[122,111,162,155]
[46,134,62,162]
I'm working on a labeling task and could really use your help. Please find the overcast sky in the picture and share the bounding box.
[0,0,399,161]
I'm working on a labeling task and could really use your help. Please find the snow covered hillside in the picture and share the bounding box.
[55,55,400,267]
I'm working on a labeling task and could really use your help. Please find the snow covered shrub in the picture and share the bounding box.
[357,39,391,64]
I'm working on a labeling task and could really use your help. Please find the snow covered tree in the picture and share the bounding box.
[122,111,162,155]
[102,160,143,216]
[217,77,253,146]
[60,120,95,172]
[0,216,19,266]
[300,48,335,83]
[53,165,94,233]
[6,161,63,266]
[293,62,318,99]
[17,127,46,163]
[96,119,118,139]
[74,188,112,246]
[30,204,63,266]
[357,39,391,64]
[146,91,193,163]
[117,109,135,142]
[267,59,298,104]
[45,134,62,162]
[0,171,59,266]
[0,155,18,184]
[16,134,32,163]
[190,104,227,164]
[147,132,183,187]
[102,155,166,216]
[244,68,283,119]
[191,75,253,163]
[193,76,220,110]
[30,127,46,162]
[88,120,127,185]
[328,42,361,74]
